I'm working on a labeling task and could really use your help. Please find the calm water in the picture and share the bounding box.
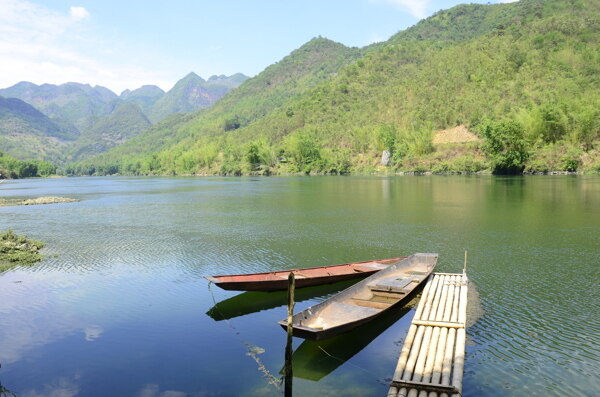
[0,176,598,397]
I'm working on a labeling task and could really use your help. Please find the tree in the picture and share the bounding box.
[224,116,241,131]
[481,120,529,174]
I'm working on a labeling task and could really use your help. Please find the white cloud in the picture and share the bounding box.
[0,0,175,93]
[374,0,432,19]
[84,325,103,341]
[69,6,90,21]
[21,377,80,397]
[136,384,187,397]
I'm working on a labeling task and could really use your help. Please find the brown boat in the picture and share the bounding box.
[278,253,438,340]
[204,257,406,292]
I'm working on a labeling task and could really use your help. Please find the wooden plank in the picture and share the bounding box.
[371,289,406,298]
[411,320,465,328]
[351,297,392,309]
[390,380,459,394]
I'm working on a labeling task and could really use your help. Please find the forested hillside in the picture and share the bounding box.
[147,73,249,123]
[0,73,247,164]
[0,151,56,178]
[0,96,77,162]
[68,37,362,174]
[66,0,600,176]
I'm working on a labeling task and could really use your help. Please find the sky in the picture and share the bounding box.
[0,0,518,94]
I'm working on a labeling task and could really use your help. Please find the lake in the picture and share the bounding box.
[0,176,598,397]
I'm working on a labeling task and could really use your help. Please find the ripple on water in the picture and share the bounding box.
[1,176,599,397]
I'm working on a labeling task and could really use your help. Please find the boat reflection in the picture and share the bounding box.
[288,301,416,381]
[206,279,359,321]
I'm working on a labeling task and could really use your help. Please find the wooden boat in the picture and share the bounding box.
[204,257,406,292]
[278,253,438,340]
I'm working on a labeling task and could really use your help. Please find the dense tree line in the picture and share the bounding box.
[0,152,56,178]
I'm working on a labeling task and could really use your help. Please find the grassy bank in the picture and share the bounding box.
[0,229,45,271]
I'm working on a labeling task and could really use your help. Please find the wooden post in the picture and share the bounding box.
[284,272,295,397]
[463,251,467,275]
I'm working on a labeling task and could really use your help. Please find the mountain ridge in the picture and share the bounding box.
[0,72,249,163]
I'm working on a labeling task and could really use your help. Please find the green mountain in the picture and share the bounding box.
[0,72,247,164]
[71,0,599,176]
[68,37,363,174]
[120,85,165,115]
[147,72,249,123]
[66,103,151,161]
[0,96,76,162]
[0,82,117,131]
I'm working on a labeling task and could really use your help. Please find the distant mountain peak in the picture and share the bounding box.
[121,85,165,99]
[181,72,205,82]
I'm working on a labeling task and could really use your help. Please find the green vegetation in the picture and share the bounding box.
[0,229,45,271]
[0,151,56,178]
[65,0,599,176]
[480,120,529,174]
[65,103,151,161]
[0,74,248,164]
[0,0,593,176]
[147,72,249,123]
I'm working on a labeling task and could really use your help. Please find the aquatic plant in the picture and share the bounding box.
[0,229,45,270]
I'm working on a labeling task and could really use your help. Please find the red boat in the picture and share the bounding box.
[204,257,406,291]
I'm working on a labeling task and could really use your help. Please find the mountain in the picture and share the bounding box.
[0,82,117,131]
[0,72,247,164]
[120,85,165,115]
[66,103,151,161]
[0,96,76,162]
[208,73,249,88]
[69,0,599,176]
[67,37,363,174]
[147,72,249,123]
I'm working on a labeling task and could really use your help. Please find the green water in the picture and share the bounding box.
[0,176,598,396]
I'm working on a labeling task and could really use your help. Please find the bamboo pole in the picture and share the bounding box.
[401,275,442,397]
[420,274,453,397]
[451,275,468,396]
[408,275,447,397]
[389,274,437,397]
[284,272,295,397]
[421,276,450,377]
[440,277,460,397]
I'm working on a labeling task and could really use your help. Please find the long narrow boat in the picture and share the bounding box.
[204,257,406,292]
[278,253,438,340]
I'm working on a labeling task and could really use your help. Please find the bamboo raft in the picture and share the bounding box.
[387,272,468,397]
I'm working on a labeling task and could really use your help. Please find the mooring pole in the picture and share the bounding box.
[463,250,468,275]
[284,272,295,397]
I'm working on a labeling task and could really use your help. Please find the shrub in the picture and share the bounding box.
[0,229,45,270]
[480,120,529,174]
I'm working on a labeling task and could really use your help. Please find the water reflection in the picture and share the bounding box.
[206,279,358,321]
[289,303,415,381]
[0,380,17,397]
[0,176,598,397]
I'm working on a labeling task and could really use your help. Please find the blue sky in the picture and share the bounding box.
[0,0,517,94]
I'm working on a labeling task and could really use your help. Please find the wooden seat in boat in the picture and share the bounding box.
[367,276,414,293]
